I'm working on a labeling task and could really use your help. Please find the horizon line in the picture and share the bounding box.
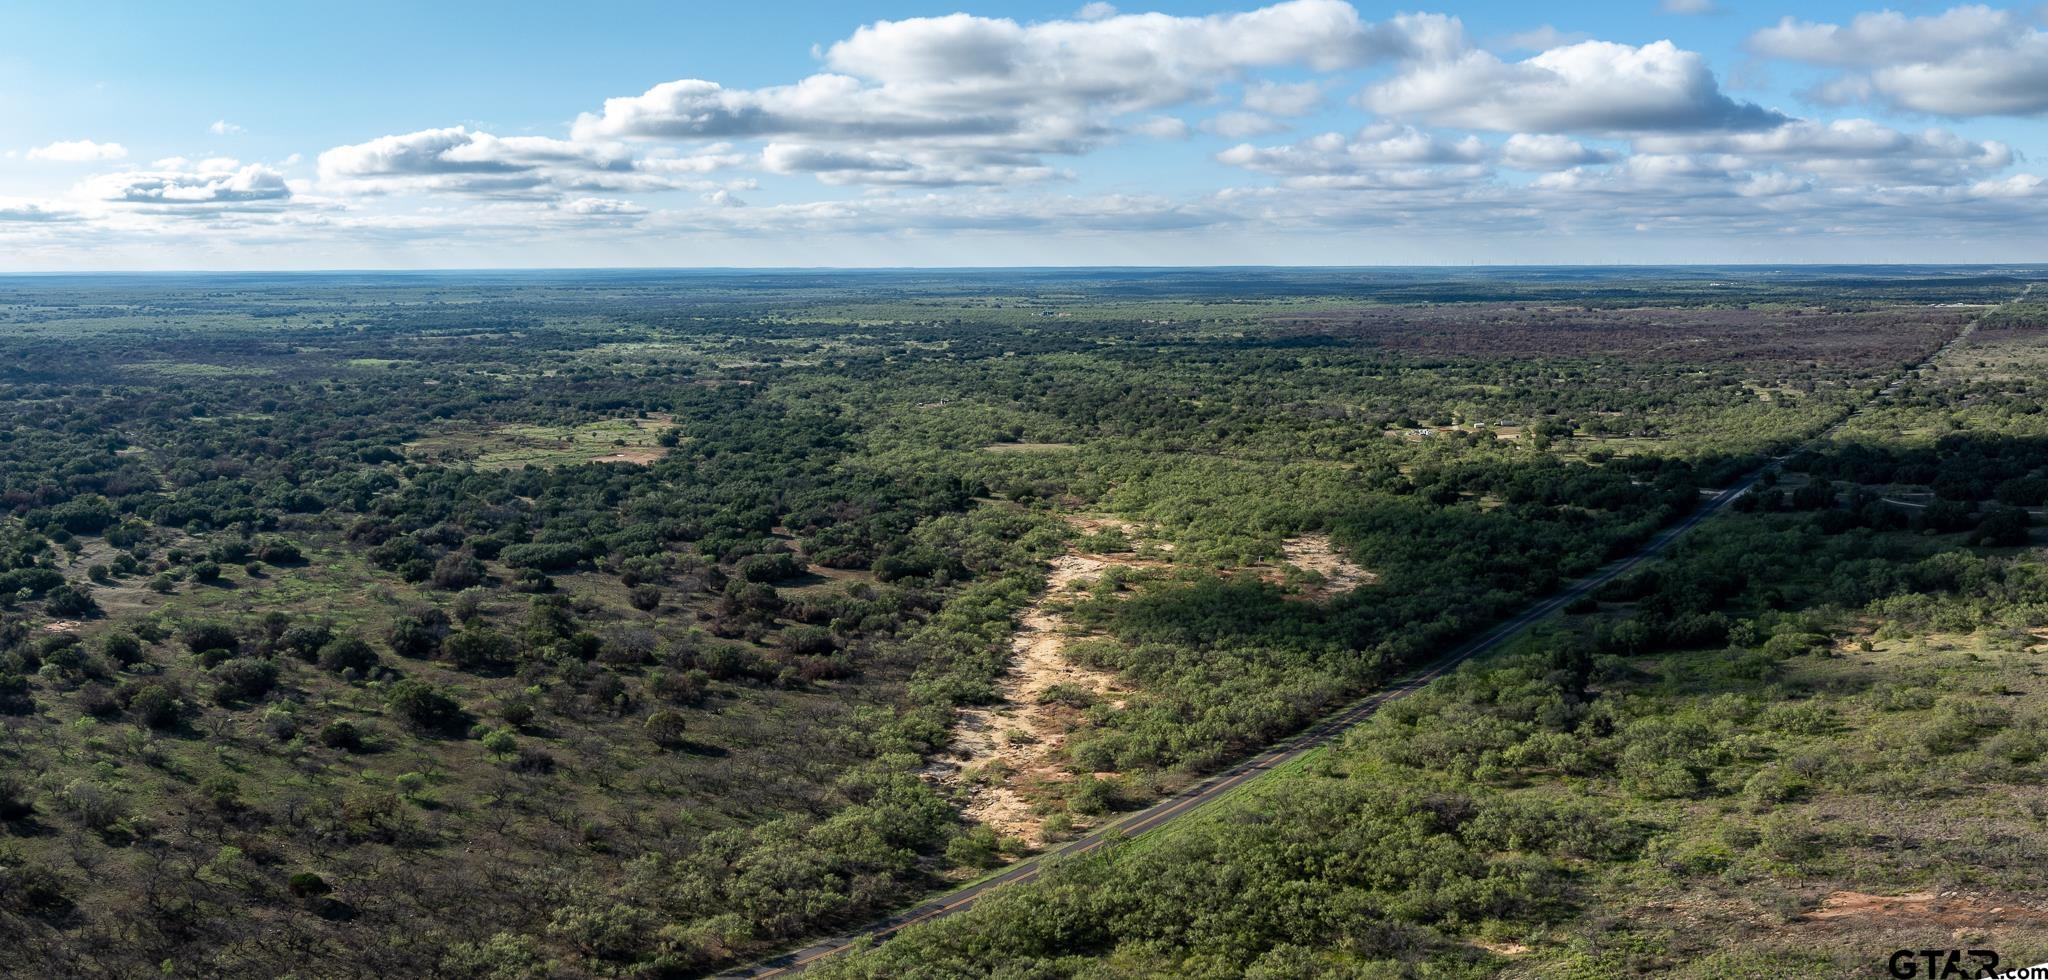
[4,262,2048,277]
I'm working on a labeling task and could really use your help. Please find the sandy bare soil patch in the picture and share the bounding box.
[934,520,1367,842]
[593,448,666,465]
[1264,533,1375,599]
[931,524,1168,846]
[1800,890,2048,930]
[1066,515,1137,536]
[980,442,1074,454]
[1067,513,1175,554]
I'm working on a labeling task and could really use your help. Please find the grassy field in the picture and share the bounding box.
[403,417,675,468]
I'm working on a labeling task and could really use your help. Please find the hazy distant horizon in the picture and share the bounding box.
[5,263,2048,278]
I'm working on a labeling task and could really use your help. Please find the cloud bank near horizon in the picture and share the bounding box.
[6,0,2048,268]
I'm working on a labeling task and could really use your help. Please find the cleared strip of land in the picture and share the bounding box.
[722,296,2006,979]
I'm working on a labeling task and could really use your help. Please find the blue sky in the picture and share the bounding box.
[3,1,2047,268]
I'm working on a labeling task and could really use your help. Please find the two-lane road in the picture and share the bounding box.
[723,289,2023,978]
[722,476,1762,978]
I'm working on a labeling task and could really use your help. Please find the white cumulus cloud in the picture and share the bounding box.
[1366,22,1784,134]
[1749,5,2048,116]
[1634,119,2013,180]
[13,1,2048,262]
[569,1,1409,184]
[1242,79,1325,115]
[1218,124,1487,177]
[27,139,128,162]
[81,159,291,211]
[318,126,739,196]
[1203,111,1289,138]
[1132,115,1191,140]
[1501,133,1616,170]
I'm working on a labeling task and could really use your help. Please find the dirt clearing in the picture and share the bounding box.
[930,523,1167,846]
[593,448,666,465]
[1263,533,1375,599]
[1800,890,2048,931]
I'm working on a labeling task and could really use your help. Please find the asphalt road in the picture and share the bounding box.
[720,476,1761,978]
[722,299,2008,978]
